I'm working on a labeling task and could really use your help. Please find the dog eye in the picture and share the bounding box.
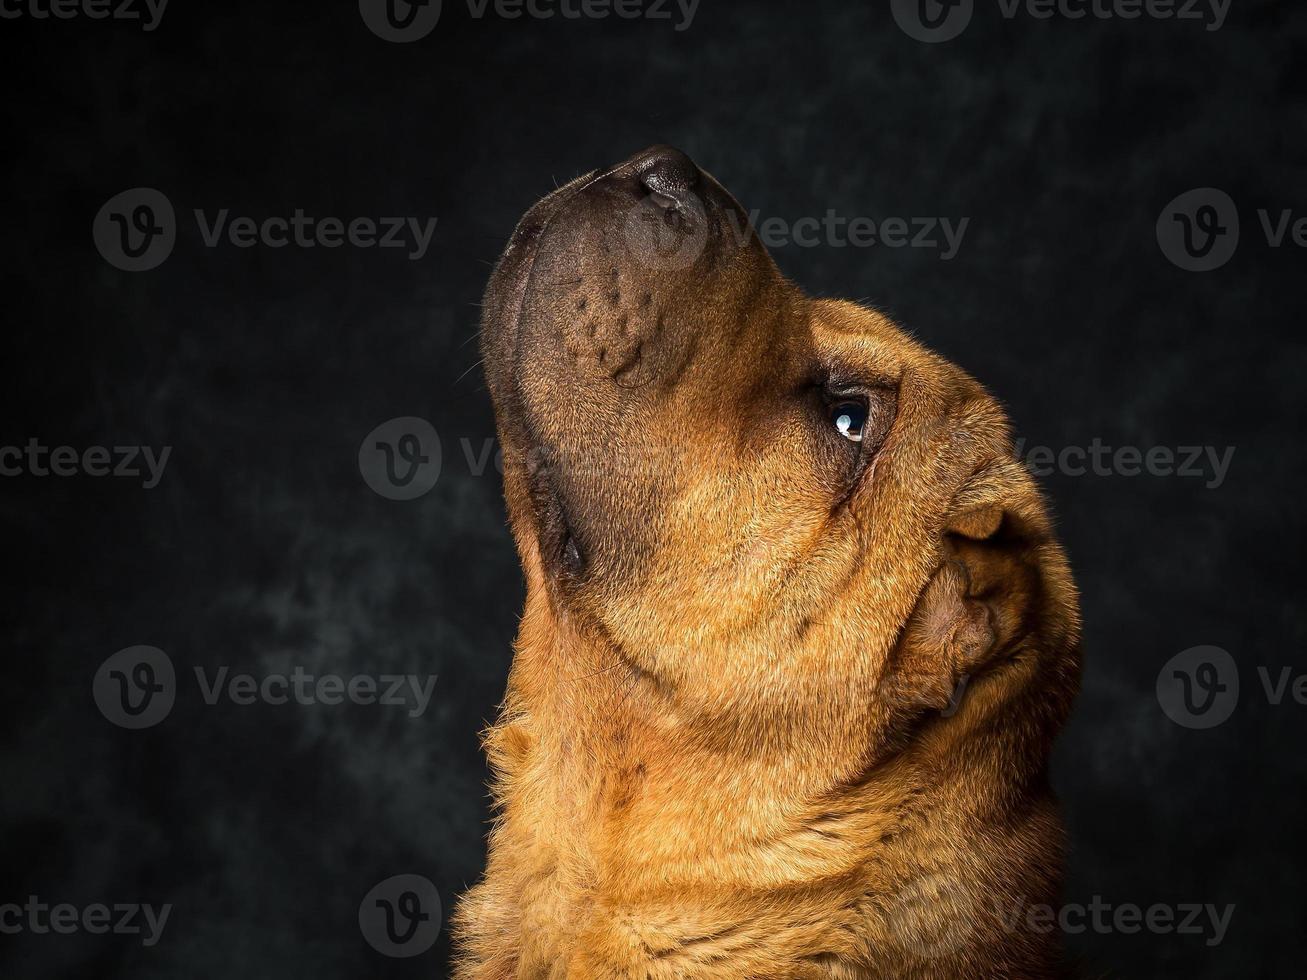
[829,400,869,442]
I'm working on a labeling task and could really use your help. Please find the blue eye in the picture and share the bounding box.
[830,400,868,442]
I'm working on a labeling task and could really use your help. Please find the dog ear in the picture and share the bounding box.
[943,502,1003,542]
[885,495,1044,720]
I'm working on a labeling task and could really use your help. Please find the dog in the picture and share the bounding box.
[453,146,1081,978]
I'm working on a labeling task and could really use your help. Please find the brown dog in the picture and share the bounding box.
[454,146,1081,978]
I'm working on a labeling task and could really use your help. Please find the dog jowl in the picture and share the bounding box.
[454,146,1081,978]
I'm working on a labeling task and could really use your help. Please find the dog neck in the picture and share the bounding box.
[488,585,953,896]
[464,562,1069,975]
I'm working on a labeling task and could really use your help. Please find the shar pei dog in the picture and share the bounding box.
[453,146,1081,979]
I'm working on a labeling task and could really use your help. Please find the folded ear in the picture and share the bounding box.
[943,502,1004,542]
[882,469,1050,719]
[886,556,998,715]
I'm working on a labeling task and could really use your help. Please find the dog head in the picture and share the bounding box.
[481,145,1078,746]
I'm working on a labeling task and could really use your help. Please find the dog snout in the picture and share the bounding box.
[486,143,778,425]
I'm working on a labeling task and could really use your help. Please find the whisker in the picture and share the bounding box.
[455,357,486,385]
[613,672,641,711]
[562,661,626,684]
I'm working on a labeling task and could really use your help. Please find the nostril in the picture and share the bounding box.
[647,190,680,211]
[635,145,699,206]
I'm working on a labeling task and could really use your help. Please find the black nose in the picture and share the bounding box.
[633,145,699,206]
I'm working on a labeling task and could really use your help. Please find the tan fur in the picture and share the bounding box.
[454,148,1081,978]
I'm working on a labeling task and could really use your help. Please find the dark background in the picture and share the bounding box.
[2,0,1304,976]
